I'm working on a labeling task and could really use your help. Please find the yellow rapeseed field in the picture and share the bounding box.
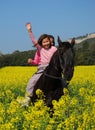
[0,66,95,130]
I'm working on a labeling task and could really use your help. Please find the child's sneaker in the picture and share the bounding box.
[21,96,31,107]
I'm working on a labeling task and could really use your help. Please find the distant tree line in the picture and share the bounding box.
[0,50,36,68]
[0,40,95,68]
[74,40,95,65]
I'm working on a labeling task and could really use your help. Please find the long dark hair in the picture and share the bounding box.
[48,34,55,46]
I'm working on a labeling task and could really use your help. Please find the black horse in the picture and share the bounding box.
[31,36,75,107]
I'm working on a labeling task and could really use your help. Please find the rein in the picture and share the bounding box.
[43,72,63,80]
[35,71,63,80]
[43,72,69,85]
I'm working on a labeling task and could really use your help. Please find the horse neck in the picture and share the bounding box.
[46,51,62,77]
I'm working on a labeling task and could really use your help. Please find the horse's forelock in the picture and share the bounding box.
[63,42,72,48]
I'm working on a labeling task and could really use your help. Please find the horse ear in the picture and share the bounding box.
[71,38,75,47]
[57,36,63,47]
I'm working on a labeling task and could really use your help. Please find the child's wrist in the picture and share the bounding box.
[28,29,32,33]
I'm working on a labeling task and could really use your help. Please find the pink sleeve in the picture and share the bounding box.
[31,50,40,65]
[29,32,41,50]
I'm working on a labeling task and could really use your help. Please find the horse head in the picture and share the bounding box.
[57,36,75,82]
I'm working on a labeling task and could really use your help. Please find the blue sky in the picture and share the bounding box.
[0,0,95,54]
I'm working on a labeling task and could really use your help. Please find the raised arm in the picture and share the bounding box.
[25,22,41,49]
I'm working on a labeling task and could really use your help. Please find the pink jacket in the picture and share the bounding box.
[29,32,57,65]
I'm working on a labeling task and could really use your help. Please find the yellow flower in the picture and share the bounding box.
[36,89,45,99]
[46,125,53,130]
[0,117,3,123]
[63,88,69,96]
[79,87,86,96]
[70,97,78,106]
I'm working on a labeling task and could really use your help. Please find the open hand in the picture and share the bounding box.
[28,58,32,64]
[25,22,32,31]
